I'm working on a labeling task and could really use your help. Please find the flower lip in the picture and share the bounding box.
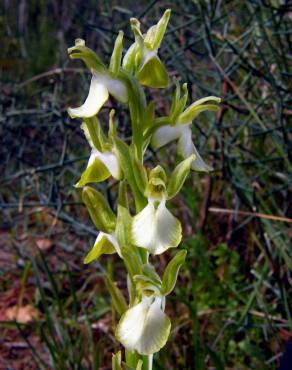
[115,295,171,355]
[68,72,128,119]
[131,196,182,255]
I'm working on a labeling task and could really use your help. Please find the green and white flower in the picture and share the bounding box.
[68,72,128,119]
[75,116,122,187]
[152,91,221,172]
[116,294,170,355]
[84,231,121,264]
[67,39,128,119]
[123,10,171,88]
[76,147,122,187]
[131,166,182,255]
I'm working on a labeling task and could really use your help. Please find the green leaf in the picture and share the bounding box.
[136,55,168,89]
[118,69,147,156]
[118,180,129,209]
[112,351,122,370]
[121,243,142,279]
[82,187,116,233]
[166,154,195,199]
[109,31,124,75]
[75,159,110,187]
[136,360,143,370]
[106,275,128,316]
[130,145,148,195]
[114,137,146,210]
[115,205,132,247]
[161,250,187,296]
[84,234,116,264]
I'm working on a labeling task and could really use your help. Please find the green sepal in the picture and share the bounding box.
[81,117,110,152]
[114,137,147,210]
[81,117,102,151]
[84,234,116,264]
[161,249,187,296]
[136,55,168,89]
[147,165,167,199]
[106,275,128,316]
[122,41,141,73]
[112,351,122,370]
[179,96,221,124]
[142,264,162,286]
[144,9,171,50]
[75,159,110,187]
[115,205,132,247]
[133,275,160,295]
[125,349,140,369]
[170,82,188,124]
[134,264,162,294]
[166,154,195,199]
[130,145,148,195]
[136,360,143,370]
[68,38,105,72]
[82,186,116,233]
[109,31,124,75]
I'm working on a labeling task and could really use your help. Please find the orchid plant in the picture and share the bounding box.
[67,9,220,370]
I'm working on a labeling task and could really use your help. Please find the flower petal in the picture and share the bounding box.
[136,55,168,88]
[132,202,156,250]
[84,232,117,264]
[116,297,171,355]
[75,154,111,187]
[154,200,182,254]
[151,124,183,149]
[68,75,109,118]
[100,75,128,103]
[95,149,122,180]
[178,126,213,172]
[132,200,182,254]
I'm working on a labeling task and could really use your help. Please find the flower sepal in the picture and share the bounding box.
[82,186,116,233]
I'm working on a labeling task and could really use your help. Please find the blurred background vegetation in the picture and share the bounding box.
[1,0,291,369]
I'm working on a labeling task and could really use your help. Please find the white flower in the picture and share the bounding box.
[88,148,121,179]
[152,123,212,172]
[132,197,182,255]
[76,147,122,187]
[152,96,221,172]
[84,231,121,264]
[68,72,128,119]
[116,295,170,355]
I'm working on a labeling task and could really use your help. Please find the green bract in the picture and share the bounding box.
[67,8,220,369]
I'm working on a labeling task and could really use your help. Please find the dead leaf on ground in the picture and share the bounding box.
[4,305,40,324]
[35,238,53,251]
